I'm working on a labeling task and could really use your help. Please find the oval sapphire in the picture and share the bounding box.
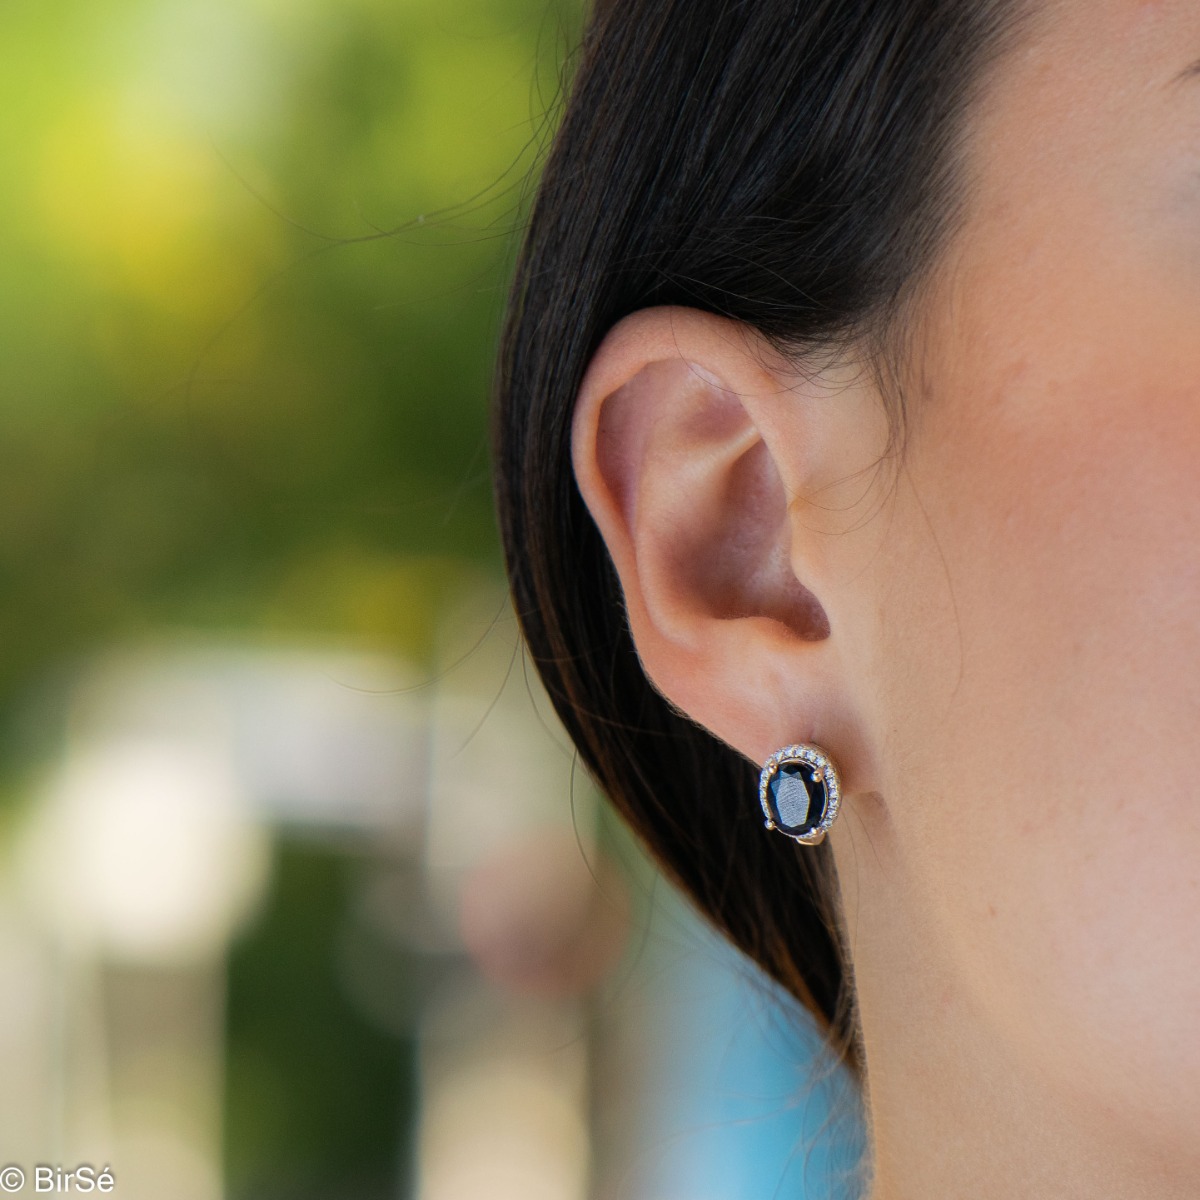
[765,761,828,838]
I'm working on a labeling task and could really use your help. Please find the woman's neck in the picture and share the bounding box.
[835,823,1200,1200]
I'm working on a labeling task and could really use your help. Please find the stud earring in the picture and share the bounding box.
[759,743,842,845]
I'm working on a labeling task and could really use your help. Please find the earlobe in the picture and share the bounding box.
[569,306,847,764]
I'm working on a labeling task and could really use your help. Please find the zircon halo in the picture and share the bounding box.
[758,744,841,845]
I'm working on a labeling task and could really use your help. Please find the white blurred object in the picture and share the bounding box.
[19,736,267,966]
[424,592,592,939]
[414,595,597,1200]
[18,640,429,963]
[65,642,430,834]
[416,975,589,1200]
[5,636,432,1185]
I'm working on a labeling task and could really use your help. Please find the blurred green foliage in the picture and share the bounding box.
[0,0,579,780]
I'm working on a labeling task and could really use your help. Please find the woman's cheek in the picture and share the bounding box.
[877,345,1200,1141]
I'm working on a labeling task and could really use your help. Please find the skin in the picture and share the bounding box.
[569,2,1200,1196]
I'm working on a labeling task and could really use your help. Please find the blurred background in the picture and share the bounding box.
[0,0,865,1196]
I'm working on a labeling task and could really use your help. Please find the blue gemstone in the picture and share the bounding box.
[766,762,827,837]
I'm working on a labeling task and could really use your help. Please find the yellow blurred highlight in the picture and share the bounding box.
[36,94,258,320]
[266,551,492,662]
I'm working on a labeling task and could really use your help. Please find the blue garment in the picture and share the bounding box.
[620,890,868,1200]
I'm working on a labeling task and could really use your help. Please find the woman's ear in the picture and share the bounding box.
[570,306,888,769]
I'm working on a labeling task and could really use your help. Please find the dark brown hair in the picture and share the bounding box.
[491,0,1027,1074]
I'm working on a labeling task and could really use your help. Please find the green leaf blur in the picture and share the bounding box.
[0,0,578,783]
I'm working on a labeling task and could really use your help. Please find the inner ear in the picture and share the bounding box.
[673,434,831,639]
